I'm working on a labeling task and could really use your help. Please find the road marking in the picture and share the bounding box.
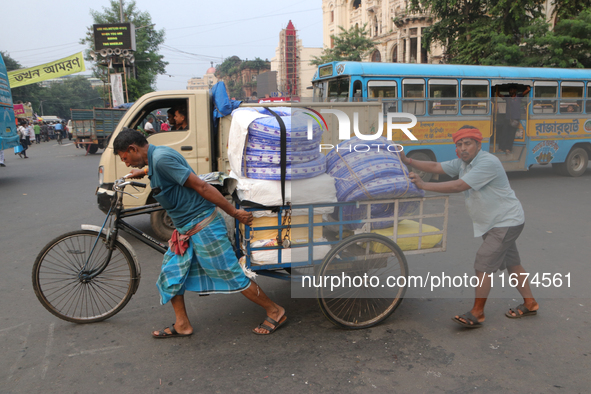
[41,323,55,379]
[68,345,124,357]
[0,322,25,333]
[7,324,31,382]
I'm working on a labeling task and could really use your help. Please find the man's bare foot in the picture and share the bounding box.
[253,306,286,335]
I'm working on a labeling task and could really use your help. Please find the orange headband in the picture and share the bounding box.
[452,128,482,144]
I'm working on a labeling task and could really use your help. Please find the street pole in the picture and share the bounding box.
[119,0,124,22]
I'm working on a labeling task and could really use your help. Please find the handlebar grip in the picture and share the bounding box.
[130,182,147,188]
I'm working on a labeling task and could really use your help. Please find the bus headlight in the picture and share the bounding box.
[98,165,104,185]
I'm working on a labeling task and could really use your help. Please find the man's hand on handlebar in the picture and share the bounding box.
[125,168,147,179]
[233,209,253,227]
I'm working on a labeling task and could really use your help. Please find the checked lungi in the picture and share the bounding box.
[156,210,250,305]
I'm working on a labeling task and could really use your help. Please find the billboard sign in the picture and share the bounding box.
[93,23,136,51]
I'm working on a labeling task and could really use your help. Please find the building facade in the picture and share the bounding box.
[322,0,443,64]
[322,0,558,64]
[187,64,218,90]
[270,20,322,98]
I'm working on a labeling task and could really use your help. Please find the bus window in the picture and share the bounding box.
[368,80,397,114]
[428,79,458,115]
[313,81,326,101]
[402,79,425,115]
[327,78,350,102]
[353,80,363,101]
[533,81,558,114]
[560,82,583,113]
[587,84,591,114]
[461,80,489,114]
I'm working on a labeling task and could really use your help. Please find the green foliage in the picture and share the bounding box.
[215,56,242,79]
[310,24,376,66]
[409,0,545,65]
[240,58,270,72]
[215,56,270,99]
[37,77,104,119]
[551,0,591,24]
[80,0,167,101]
[529,10,591,68]
[410,0,591,69]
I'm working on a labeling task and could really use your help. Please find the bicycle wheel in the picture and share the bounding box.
[317,233,408,329]
[32,230,138,323]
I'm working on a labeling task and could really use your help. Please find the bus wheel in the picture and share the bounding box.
[562,147,588,177]
[407,151,434,182]
[150,210,175,241]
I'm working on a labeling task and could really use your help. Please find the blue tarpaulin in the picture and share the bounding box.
[210,82,241,131]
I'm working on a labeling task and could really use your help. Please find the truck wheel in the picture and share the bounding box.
[88,144,99,154]
[407,151,434,182]
[561,147,588,177]
[151,210,175,241]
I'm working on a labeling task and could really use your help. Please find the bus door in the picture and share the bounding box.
[491,80,532,171]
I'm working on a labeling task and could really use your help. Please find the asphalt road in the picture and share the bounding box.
[1,141,590,393]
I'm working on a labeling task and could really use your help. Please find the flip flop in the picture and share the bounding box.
[252,315,287,335]
[152,323,193,339]
[506,304,538,319]
[452,312,483,328]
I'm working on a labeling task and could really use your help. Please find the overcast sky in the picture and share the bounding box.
[0,0,323,91]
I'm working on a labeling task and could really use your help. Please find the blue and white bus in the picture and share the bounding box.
[312,61,591,179]
[0,54,19,154]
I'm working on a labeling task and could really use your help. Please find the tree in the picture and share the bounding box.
[215,56,270,99]
[310,24,376,66]
[408,0,546,65]
[551,0,591,26]
[80,0,167,101]
[528,10,591,68]
[37,77,103,119]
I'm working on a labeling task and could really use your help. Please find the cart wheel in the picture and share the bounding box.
[317,233,408,329]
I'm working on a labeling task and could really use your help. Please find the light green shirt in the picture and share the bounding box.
[441,150,525,237]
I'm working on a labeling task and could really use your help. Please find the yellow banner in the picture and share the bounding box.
[8,52,86,88]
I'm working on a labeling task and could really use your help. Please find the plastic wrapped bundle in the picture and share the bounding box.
[244,154,327,180]
[326,137,424,229]
[238,107,326,180]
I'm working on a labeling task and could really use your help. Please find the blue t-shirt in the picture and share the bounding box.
[441,150,524,237]
[147,145,215,228]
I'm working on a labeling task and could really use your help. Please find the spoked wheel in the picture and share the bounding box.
[32,230,138,323]
[317,233,408,329]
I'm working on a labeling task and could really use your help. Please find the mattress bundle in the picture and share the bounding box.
[326,137,425,229]
[231,107,326,180]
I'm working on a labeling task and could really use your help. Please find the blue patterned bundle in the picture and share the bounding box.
[241,107,326,180]
[326,137,424,229]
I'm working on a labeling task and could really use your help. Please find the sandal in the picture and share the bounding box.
[506,304,537,319]
[152,323,193,339]
[252,315,287,335]
[452,312,483,328]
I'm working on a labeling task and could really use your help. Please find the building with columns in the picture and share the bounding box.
[187,63,218,90]
[322,0,559,64]
[322,0,444,64]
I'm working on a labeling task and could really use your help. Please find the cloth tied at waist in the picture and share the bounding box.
[168,210,217,256]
